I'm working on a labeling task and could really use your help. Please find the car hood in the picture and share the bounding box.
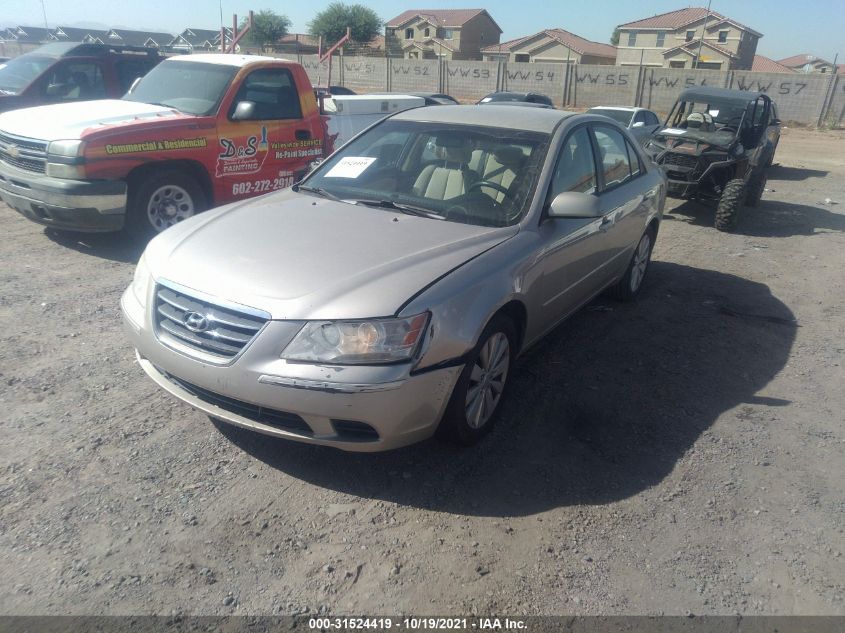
[145,189,518,320]
[0,99,184,141]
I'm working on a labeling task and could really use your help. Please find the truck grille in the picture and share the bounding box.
[0,131,47,174]
[154,284,269,359]
[660,153,698,170]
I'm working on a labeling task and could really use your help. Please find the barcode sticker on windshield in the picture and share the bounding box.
[324,157,376,178]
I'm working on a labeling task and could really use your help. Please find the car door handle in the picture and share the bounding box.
[599,216,612,232]
[295,129,311,140]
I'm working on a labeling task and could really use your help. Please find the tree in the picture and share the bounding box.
[610,28,620,46]
[309,2,381,44]
[240,9,292,49]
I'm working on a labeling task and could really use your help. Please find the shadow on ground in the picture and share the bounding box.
[668,199,845,237]
[44,228,144,263]
[767,164,828,181]
[216,262,796,517]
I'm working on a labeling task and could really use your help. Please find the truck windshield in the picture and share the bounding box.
[123,60,236,116]
[302,120,549,227]
[662,99,749,146]
[0,55,55,95]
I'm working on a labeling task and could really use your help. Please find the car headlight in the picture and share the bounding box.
[47,139,85,157]
[281,313,429,364]
[131,255,151,305]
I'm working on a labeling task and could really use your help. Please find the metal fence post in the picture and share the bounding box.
[818,71,840,127]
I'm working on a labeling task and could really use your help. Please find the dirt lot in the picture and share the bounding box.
[1,128,843,616]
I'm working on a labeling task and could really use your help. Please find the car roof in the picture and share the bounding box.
[391,104,575,132]
[169,53,287,67]
[679,86,767,104]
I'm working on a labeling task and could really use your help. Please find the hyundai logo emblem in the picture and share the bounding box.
[7,144,19,158]
[183,311,210,332]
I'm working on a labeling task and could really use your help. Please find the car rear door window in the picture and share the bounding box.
[548,127,597,197]
[592,126,634,190]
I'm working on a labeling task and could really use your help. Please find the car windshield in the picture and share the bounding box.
[0,55,55,94]
[303,120,549,227]
[662,99,751,146]
[123,60,236,115]
[588,108,633,126]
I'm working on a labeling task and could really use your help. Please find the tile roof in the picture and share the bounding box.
[52,26,109,42]
[777,53,833,67]
[663,39,737,59]
[481,28,616,58]
[751,55,796,73]
[106,29,174,47]
[7,26,53,43]
[619,7,761,36]
[386,9,501,32]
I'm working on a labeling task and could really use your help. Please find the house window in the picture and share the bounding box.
[627,32,637,46]
[685,30,695,42]
[442,29,454,39]
[405,28,414,40]
[424,27,430,37]
[718,30,728,43]
[656,32,665,47]
[669,60,686,68]
[515,53,529,62]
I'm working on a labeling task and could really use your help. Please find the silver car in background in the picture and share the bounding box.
[587,106,662,145]
[121,106,666,451]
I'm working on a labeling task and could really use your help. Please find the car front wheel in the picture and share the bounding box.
[437,315,516,446]
[126,170,207,242]
[608,227,654,301]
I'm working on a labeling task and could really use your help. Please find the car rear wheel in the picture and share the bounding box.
[126,170,207,242]
[436,315,516,446]
[608,227,654,301]
[715,178,746,232]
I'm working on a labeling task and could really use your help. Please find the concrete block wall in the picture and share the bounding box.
[501,62,566,107]
[729,71,832,124]
[387,59,440,93]
[569,65,639,109]
[300,55,840,125]
[639,68,727,114]
[442,61,499,101]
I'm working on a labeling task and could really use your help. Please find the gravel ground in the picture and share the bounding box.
[0,128,843,616]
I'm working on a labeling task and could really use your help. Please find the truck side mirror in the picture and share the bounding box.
[547,191,601,219]
[231,100,256,121]
[632,121,645,128]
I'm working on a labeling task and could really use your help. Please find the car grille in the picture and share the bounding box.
[0,131,47,174]
[160,370,313,436]
[154,284,268,359]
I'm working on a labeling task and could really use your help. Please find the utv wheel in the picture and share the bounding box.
[746,170,767,207]
[126,170,207,242]
[436,315,516,446]
[609,227,654,301]
[715,178,746,232]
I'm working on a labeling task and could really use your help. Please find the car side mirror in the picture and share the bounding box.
[547,191,601,219]
[632,121,645,128]
[231,100,256,121]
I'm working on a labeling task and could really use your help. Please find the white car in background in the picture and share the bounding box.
[587,106,662,145]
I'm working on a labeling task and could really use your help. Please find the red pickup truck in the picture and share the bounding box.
[0,54,329,240]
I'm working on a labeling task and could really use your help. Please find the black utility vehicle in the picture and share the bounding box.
[0,42,163,113]
[646,87,780,231]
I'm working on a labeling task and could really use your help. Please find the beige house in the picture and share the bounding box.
[481,28,616,64]
[385,9,501,60]
[777,54,838,74]
[615,7,762,70]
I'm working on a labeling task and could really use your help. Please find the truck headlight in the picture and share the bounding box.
[45,162,86,179]
[47,139,85,157]
[131,255,152,305]
[281,313,429,364]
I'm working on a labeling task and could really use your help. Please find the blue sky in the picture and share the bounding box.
[1,0,841,61]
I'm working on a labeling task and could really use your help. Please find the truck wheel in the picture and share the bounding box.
[608,227,655,301]
[746,170,767,207]
[715,178,745,232]
[126,170,207,242]
[436,315,516,446]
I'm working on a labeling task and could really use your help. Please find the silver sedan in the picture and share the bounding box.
[587,106,662,145]
[121,106,666,451]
